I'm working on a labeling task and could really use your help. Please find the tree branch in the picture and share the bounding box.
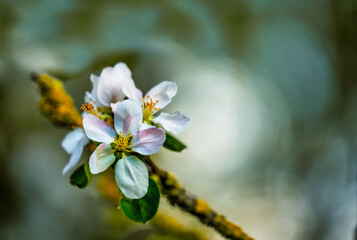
[32,73,254,240]
[145,156,254,240]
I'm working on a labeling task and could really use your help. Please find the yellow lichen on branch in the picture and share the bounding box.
[32,73,82,128]
[145,157,254,240]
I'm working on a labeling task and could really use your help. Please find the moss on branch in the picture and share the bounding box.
[145,157,254,240]
[31,73,82,128]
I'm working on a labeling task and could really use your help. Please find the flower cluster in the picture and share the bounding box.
[61,63,191,199]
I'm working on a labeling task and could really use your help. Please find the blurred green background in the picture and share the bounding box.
[0,0,356,239]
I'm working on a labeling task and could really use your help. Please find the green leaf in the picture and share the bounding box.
[120,178,160,223]
[163,132,187,152]
[69,162,92,189]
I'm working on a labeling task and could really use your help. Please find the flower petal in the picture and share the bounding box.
[83,114,116,144]
[131,128,166,155]
[110,102,120,113]
[97,63,132,106]
[61,128,86,154]
[90,74,99,88]
[114,154,148,199]
[89,143,115,174]
[115,62,132,77]
[84,91,93,105]
[89,74,102,105]
[152,112,191,134]
[62,134,89,175]
[114,99,143,135]
[144,81,177,110]
[140,122,155,131]
[86,74,102,106]
[122,77,143,103]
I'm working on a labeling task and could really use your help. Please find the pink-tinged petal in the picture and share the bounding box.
[89,143,115,174]
[114,99,143,135]
[152,112,191,134]
[114,155,148,199]
[62,134,89,175]
[97,63,131,106]
[122,76,143,102]
[83,114,116,144]
[131,128,166,155]
[61,128,86,154]
[144,81,177,110]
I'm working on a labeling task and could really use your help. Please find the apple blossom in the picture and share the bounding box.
[82,99,165,199]
[118,75,191,134]
[90,62,141,107]
[140,81,191,134]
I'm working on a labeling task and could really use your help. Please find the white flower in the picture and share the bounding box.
[82,99,166,199]
[61,128,89,175]
[119,79,191,135]
[90,62,141,107]
[88,62,190,134]
[61,64,132,175]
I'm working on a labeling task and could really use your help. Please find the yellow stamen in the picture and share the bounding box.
[81,102,94,112]
[142,96,160,121]
[81,100,100,118]
[113,133,133,152]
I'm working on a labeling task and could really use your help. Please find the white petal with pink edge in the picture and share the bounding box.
[131,127,166,155]
[89,143,115,174]
[83,114,116,144]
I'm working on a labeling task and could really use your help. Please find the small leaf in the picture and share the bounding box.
[120,178,160,223]
[163,132,187,152]
[69,162,92,189]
